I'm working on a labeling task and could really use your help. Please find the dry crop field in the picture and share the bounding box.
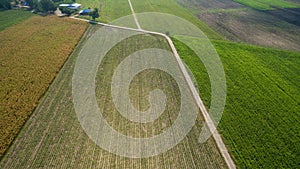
[0,15,87,158]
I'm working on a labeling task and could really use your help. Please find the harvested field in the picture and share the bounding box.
[197,9,300,51]
[0,15,87,159]
[176,0,300,51]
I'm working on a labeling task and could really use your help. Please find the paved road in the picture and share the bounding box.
[71,2,236,167]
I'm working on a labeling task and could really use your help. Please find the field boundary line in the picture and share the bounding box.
[69,14,236,169]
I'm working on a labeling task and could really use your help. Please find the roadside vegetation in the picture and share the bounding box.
[0,10,33,31]
[174,37,300,168]
[0,15,87,159]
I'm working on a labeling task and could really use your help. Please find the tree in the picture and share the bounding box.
[40,0,56,12]
[0,0,12,9]
[27,0,36,8]
[59,6,75,16]
[90,8,99,20]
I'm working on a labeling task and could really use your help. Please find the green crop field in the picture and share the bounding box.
[76,0,222,40]
[174,37,300,168]
[130,0,222,40]
[0,10,34,31]
[233,0,300,10]
[76,0,133,23]
[0,25,227,168]
[0,15,87,159]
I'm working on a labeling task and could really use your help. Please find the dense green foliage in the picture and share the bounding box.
[27,0,56,12]
[174,37,300,168]
[89,7,99,20]
[59,6,76,16]
[28,0,74,13]
[39,0,56,12]
[233,0,300,10]
[0,0,11,9]
[0,10,34,31]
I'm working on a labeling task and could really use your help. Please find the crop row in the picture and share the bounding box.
[0,26,227,168]
[0,15,87,159]
[175,37,300,168]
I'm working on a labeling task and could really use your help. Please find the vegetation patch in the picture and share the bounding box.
[130,0,222,40]
[76,0,133,22]
[177,0,300,51]
[174,37,300,168]
[0,15,87,159]
[0,10,34,31]
[233,0,300,10]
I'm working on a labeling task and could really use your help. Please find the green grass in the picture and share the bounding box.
[76,0,133,23]
[76,0,222,39]
[233,0,300,10]
[130,0,222,40]
[174,37,300,168]
[0,10,34,31]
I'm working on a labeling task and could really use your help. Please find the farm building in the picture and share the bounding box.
[79,8,91,15]
[59,3,81,10]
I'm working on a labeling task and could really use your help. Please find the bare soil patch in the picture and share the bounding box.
[177,0,300,51]
[198,9,300,51]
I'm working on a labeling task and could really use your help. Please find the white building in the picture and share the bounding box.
[59,3,81,10]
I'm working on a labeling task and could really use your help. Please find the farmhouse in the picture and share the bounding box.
[59,3,81,10]
[79,8,91,15]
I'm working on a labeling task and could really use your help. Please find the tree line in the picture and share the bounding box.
[0,0,99,20]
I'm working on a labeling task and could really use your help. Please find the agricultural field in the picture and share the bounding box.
[130,0,222,40]
[0,15,87,159]
[77,0,222,39]
[233,0,300,10]
[178,0,300,51]
[0,25,227,168]
[76,0,134,23]
[174,37,300,168]
[1,0,299,168]
[0,10,33,31]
